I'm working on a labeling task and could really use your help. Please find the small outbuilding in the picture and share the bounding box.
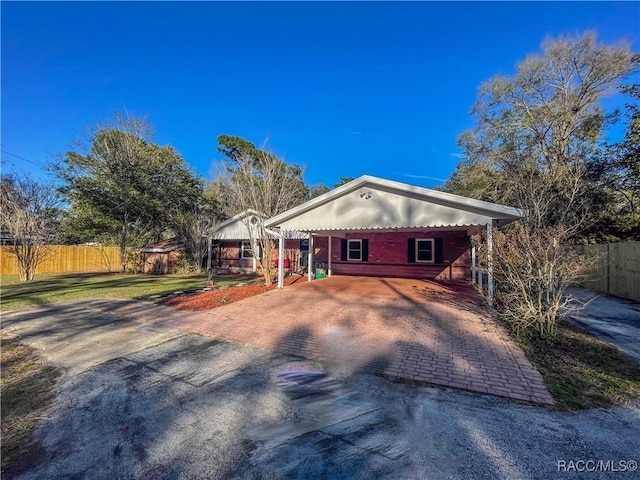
[140,238,183,274]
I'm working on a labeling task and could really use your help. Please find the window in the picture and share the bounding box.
[341,238,369,262]
[241,241,253,258]
[416,239,434,263]
[348,240,362,261]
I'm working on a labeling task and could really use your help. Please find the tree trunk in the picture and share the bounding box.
[119,214,128,272]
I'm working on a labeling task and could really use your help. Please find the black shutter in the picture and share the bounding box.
[362,239,369,262]
[408,238,416,263]
[238,241,243,259]
[435,238,443,264]
[341,239,348,261]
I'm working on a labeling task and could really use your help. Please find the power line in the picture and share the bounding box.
[0,149,47,168]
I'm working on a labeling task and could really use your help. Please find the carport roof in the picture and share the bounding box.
[265,175,523,233]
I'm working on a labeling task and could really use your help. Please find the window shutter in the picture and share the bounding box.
[362,239,369,262]
[238,241,242,259]
[408,238,416,263]
[341,239,348,261]
[435,238,443,264]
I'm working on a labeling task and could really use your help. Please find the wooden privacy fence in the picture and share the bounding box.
[578,242,640,303]
[0,245,120,275]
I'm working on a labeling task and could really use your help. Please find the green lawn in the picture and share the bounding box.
[0,272,246,311]
[515,321,640,410]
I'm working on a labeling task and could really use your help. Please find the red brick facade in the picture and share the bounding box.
[315,231,470,280]
[213,231,470,280]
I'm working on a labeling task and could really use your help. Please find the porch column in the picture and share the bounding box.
[277,231,284,289]
[251,239,257,273]
[307,233,314,282]
[206,236,212,270]
[327,235,332,277]
[487,222,494,307]
[478,256,483,291]
[471,243,476,284]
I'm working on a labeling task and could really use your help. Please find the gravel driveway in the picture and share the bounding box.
[568,287,640,363]
[2,299,639,480]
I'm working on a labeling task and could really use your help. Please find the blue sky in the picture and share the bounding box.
[2,1,639,189]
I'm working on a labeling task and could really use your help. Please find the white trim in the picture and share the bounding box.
[415,238,435,263]
[277,232,284,289]
[265,175,523,229]
[307,233,314,282]
[240,240,252,259]
[487,223,494,307]
[328,235,332,276]
[347,239,363,261]
[471,244,476,284]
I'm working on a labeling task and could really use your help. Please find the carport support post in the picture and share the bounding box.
[277,231,284,289]
[307,233,314,282]
[327,235,332,277]
[471,244,476,284]
[252,239,258,273]
[487,222,494,307]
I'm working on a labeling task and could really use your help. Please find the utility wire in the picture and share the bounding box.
[1,149,48,168]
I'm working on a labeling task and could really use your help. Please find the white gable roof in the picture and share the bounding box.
[211,209,264,240]
[265,175,522,232]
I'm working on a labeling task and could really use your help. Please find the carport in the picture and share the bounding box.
[266,175,522,306]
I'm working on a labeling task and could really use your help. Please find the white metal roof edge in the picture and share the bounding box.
[281,223,494,233]
[265,175,523,228]
[211,209,266,234]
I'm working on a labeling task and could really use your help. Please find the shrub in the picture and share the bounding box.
[479,223,596,337]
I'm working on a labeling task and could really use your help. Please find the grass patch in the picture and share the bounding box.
[0,272,247,311]
[1,335,60,472]
[515,321,640,410]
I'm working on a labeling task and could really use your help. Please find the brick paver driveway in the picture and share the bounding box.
[157,276,553,405]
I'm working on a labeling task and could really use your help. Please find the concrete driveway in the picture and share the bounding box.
[567,288,640,363]
[1,301,639,480]
[156,276,553,404]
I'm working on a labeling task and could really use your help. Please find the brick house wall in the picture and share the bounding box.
[214,239,304,273]
[325,231,470,280]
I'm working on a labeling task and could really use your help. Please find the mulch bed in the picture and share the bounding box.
[157,275,304,311]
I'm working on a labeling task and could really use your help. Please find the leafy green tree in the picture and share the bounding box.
[57,113,203,271]
[307,184,331,199]
[589,85,640,240]
[334,177,355,188]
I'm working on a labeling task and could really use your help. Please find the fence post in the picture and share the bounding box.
[607,242,611,295]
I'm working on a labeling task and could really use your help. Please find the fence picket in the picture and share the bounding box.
[1,245,121,275]
[579,242,640,302]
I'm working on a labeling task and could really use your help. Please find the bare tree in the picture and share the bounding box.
[447,32,638,337]
[476,223,595,337]
[215,138,307,285]
[171,206,219,273]
[0,174,62,281]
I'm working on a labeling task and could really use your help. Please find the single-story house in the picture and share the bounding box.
[140,238,183,274]
[264,175,523,305]
[208,210,306,274]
